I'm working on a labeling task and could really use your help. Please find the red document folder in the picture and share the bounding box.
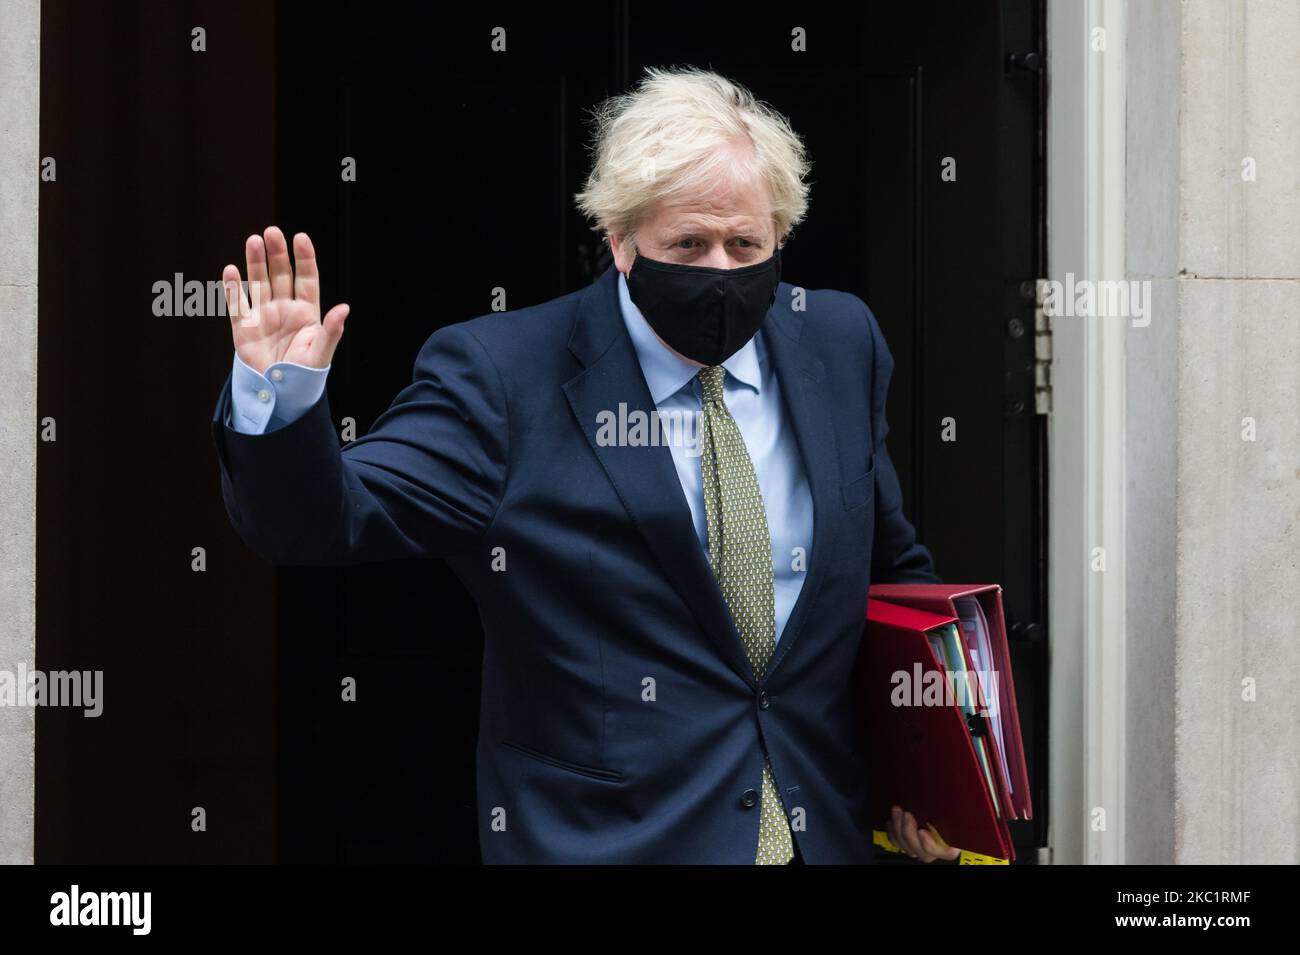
[857,584,1033,862]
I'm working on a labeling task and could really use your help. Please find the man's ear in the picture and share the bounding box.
[610,232,636,275]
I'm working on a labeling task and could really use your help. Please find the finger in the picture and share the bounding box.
[263,225,294,301]
[918,829,957,861]
[222,264,252,327]
[901,812,936,862]
[922,824,962,861]
[889,806,913,858]
[309,303,349,368]
[887,806,905,855]
[292,232,321,307]
[245,234,272,313]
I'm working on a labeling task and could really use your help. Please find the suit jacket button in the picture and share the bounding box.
[758,691,770,709]
[741,788,759,808]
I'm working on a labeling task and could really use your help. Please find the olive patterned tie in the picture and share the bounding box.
[696,364,795,865]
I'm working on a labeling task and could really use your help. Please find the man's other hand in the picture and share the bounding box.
[887,804,961,862]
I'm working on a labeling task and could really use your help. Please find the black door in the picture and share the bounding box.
[274,0,1047,863]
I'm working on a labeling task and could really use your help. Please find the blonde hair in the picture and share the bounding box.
[574,66,812,254]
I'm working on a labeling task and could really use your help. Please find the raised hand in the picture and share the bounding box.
[222,226,350,375]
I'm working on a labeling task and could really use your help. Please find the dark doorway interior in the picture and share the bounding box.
[37,0,1046,863]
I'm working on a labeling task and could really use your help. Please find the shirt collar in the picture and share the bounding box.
[616,268,763,405]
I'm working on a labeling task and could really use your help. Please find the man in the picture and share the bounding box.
[212,66,953,864]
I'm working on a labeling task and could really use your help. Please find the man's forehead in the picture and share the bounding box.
[656,206,771,231]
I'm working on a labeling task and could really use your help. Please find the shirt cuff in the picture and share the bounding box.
[229,351,330,435]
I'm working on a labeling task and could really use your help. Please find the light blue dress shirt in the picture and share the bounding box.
[612,271,813,644]
[228,270,814,642]
[228,352,330,434]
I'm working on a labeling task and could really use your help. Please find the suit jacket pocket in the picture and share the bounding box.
[841,457,876,510]
[500,738,624,782]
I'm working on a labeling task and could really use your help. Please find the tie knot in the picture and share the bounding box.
[698,365,727,405]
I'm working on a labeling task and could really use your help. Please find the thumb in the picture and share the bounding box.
[314,303,350,366]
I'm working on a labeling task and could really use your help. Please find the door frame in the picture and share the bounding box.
[1045,0,1129,865]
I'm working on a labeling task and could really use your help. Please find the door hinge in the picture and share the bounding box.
[1033,279,1052,415]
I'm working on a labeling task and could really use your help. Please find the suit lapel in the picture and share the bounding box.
[760,298,841,680]
[562,264,843,687]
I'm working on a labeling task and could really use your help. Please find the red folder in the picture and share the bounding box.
[857,584,1032,862]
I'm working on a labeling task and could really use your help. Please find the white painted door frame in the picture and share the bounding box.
[1045,0,1129,865]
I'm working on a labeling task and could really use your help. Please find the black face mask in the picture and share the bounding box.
[626,249,782,366]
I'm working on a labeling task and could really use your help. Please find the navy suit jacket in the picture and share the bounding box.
[211,262,939,863]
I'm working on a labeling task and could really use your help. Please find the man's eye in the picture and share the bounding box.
[676,238,696,248]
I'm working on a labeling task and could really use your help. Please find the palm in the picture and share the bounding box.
[237,298,321,370]
[222,227,349,376]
